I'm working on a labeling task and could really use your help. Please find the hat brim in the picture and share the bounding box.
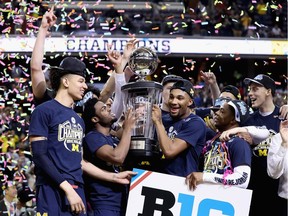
[49,66,86,78]
[49,66,64,72]
[244,78,264,87]
[49,66,65,71]
[210,106,220,111]
[162,77,183,86]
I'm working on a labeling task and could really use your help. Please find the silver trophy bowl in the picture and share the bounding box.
[128,46,158,80]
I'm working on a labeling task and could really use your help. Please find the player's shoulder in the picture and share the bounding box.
[182,113,206,130]
[228,136,250,147]
[32,100,59,115]
[187,113,206,124]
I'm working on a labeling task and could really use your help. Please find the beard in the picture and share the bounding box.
[98,117,117,128]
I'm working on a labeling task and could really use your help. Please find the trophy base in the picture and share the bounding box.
[129,137,159,157]
[125,138,162,171]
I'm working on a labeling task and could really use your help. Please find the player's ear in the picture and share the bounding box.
[188,97,193,107]
[266,88,272,96]
[62,76,69,88]
[230,118,237,126]
[91,116,99,124]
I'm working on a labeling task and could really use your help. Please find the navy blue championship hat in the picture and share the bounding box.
[244,74,276,95]
[227,100,250,123]
[170,79,194,99]
[210,97,232,111]
[221,85,241,100]
[161,74,183,86]
[50,57,87,78]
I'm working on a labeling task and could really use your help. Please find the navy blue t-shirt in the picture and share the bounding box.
[243,106,282,215]
[244,106,280,170]
[29,99,85,186]
[83,131,127,212]
[161,113,207,177]
[163,108,215,141]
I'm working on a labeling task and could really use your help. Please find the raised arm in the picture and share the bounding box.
[99,38,137,103]
[200,71,220,102]
[95,109,136,165]
[121,38,138,77]
[152,104,189,159]
[30,7,56,100]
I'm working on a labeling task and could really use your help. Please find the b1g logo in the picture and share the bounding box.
[138,187,234,216]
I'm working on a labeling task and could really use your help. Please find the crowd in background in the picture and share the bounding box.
[0,0,287,38]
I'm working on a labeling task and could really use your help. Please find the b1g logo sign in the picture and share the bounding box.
[138,186,234,216]
[126,169,252,216]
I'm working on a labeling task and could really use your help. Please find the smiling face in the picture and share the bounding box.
[168,88,192,119]
[94,101,117,127]
[213,103,235,132]
[65,74,87,101]
[247,83,271,109]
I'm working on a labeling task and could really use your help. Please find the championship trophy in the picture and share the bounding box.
[121,47,162,159]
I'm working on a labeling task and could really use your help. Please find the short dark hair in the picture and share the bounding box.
[82,98,99,133]
[49,67,62,91]
[17,182,35,203]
